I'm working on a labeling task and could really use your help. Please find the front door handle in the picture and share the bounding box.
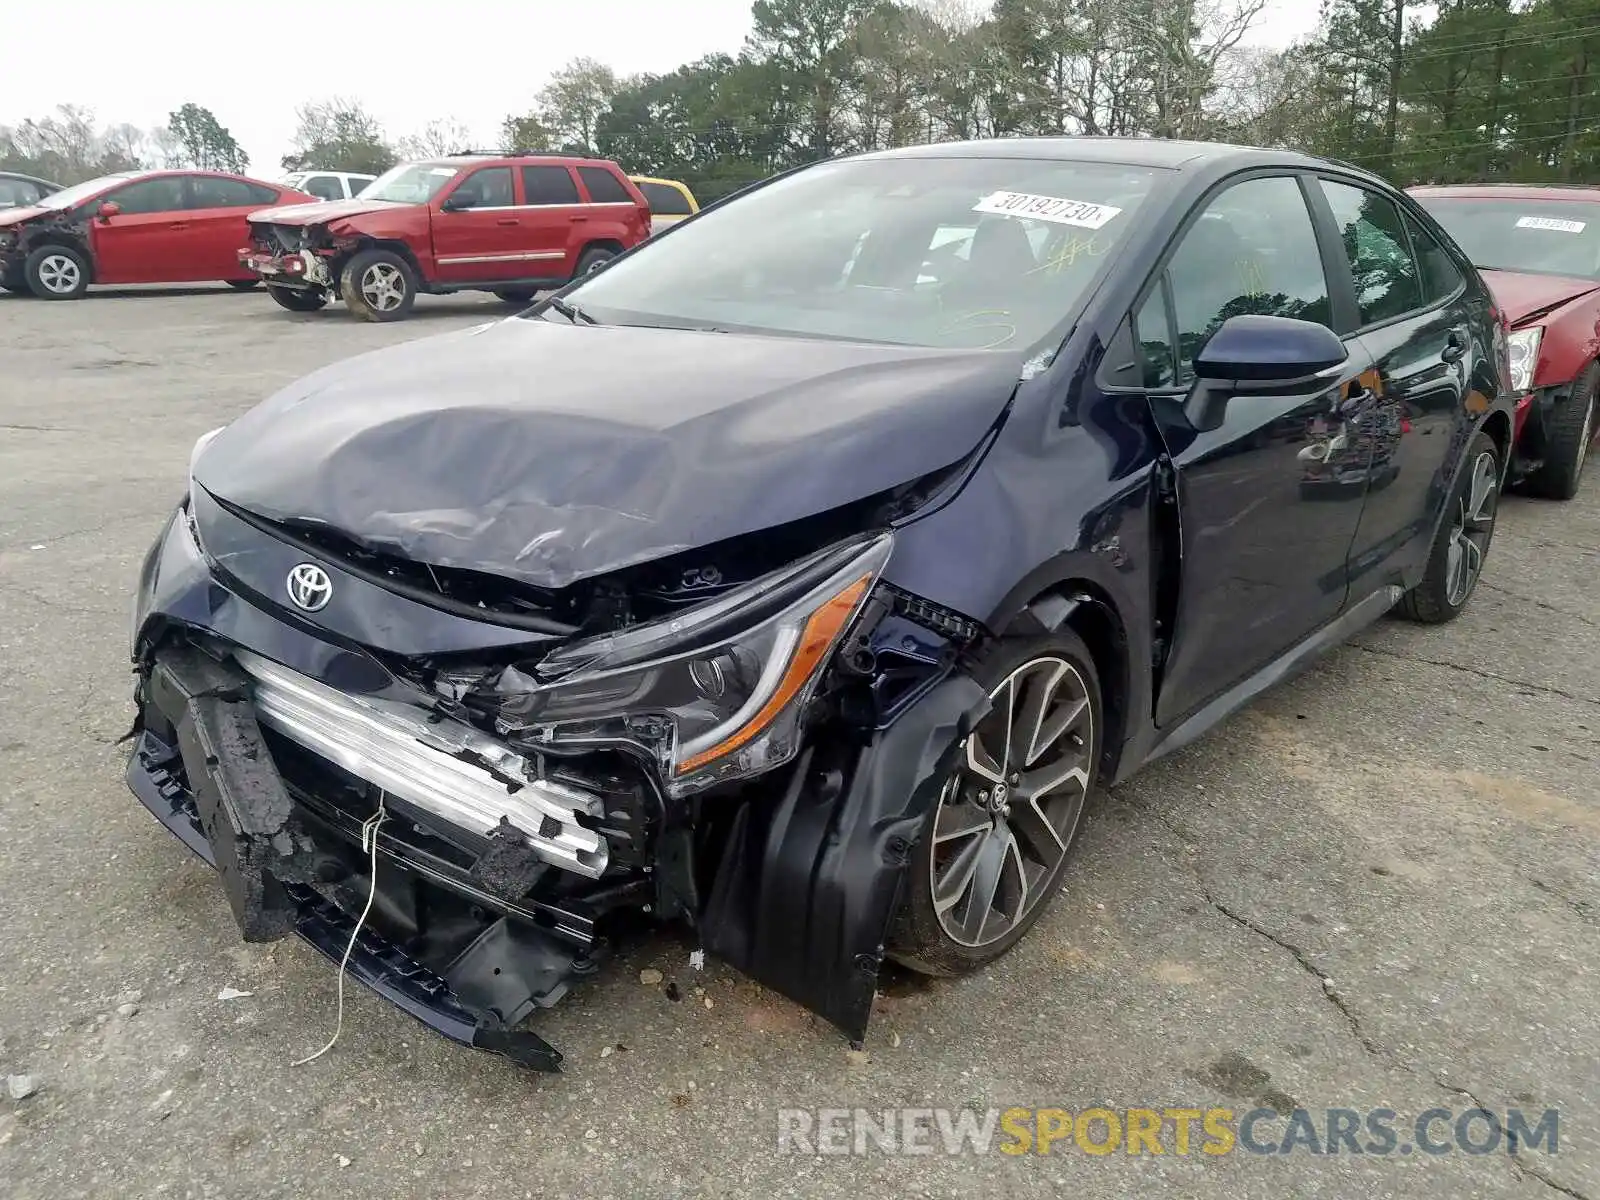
[168,222,189,230]
[1441,330,1468,362]
[496,218,518,226]
[571,215,589,223]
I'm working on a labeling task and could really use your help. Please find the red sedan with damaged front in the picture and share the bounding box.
[1413,184,1600,498]
[0,169,311,300]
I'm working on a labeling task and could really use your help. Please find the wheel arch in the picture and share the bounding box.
[1001,579,1134,783]
[352,237,425,284]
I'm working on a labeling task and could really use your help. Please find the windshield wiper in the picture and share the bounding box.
[544,296,599,326]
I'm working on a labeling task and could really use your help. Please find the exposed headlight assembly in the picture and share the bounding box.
[1507,326,1542,393]
[489,533,893,797]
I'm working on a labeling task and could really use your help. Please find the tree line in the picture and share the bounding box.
[5,0,1598,199]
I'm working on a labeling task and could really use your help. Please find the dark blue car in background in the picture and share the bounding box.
[127,137,1514,1070]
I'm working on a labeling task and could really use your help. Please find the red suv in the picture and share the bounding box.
[241,153,651,320]
[0,170,311,299]
[1412,184,1600,499]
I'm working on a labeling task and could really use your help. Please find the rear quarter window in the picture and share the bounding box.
[578,167,632,204]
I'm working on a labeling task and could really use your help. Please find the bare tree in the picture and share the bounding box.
[397,117,475,159]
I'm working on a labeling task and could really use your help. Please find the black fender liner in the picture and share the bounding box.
[700,674,991,1042]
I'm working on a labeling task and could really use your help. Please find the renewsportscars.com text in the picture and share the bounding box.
[776,1106,1559,1158]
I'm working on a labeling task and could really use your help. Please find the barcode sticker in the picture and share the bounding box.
[1515,216,1586,233]
[973,191,1122,230]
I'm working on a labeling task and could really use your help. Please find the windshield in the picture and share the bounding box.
[356,162,459,203]
[555,156,1160,350]
[37,172,143,210]
[1416,196,1600,280]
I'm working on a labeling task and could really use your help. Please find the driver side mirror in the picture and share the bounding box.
[1186,314,1348,432]
[440,192,473,212]
[96,200,121,222]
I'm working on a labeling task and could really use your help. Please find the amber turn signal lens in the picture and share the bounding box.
[674,574,872,775]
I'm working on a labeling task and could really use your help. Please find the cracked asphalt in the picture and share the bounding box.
[2,286,1597,1199]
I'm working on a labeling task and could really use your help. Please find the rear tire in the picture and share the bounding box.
[226,279,260,291]
[888,629,1102,977]
[494,288,536,305]
[1523,362,1598,500]
[1395,429,1500,624]
[24,245,89,300]
[574,245,616,277]
[266,285,327,313]
[340,248,416,322]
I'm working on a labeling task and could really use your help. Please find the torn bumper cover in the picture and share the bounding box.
[239,248,333,289]
[128,643,588,1070]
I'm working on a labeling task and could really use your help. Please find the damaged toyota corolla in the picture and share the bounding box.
[127,138,1513,1071]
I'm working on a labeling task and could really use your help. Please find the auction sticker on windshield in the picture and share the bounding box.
[1515,215,1586,233]
[974,191,1122,230]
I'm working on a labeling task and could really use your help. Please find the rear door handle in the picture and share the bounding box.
[168,222,189,230]
[571,215,589,223]
[496,218,518,226]
[1441,330,1468,362]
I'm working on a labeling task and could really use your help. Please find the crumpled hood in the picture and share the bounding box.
[194,318,1022,589]
[1481,268,1600,325]
[248,197,402,227]
[0,205,48,228]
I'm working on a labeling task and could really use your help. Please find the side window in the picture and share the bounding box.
[577,166,631,204]
[188,176,261,209]
[639,180,692,216]
[1133,282,1178,389]
[106,177,187,215]
[1166,175,1332,383]
[1402,212,1464,304]
[0,178,43,207]
[305,175,343,201]
[449,167,514,209]
[1320,180,1423,326]
[521,165,580,206]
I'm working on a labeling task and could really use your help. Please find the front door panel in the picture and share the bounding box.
[1133,173,1380,727]
[431,166,535,284]
[89,176,190,283]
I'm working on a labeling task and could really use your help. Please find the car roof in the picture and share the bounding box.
[852,135,1345,173]
[1410,183,1600,201]
[0,170,59,187]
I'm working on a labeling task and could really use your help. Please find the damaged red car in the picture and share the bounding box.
[128,139,1512,1071]
[240,153,650,321]
[1412,184,1600,498]
[0,169,310,299]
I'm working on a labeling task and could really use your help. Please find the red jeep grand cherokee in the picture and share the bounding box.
[241,153,650,321]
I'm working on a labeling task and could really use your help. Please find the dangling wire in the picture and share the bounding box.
[292,794,387,1067]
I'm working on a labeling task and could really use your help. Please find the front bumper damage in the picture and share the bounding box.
[240,247,333,289]
[127,500,990,1071]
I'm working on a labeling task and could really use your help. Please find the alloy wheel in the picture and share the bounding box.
[37,253,81,295]
[1445,449,1498,607]
[930,656,1093,949]
[359,263,406,312]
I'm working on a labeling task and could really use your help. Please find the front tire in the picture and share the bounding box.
[266,285,327,313]
[340,248,416,322]
[1523,363,1598,500]
[24,245,89,300]
[889,630,1102,977]
[1395,429,1500,624]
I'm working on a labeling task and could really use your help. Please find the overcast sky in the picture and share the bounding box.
[0,0,1322,180]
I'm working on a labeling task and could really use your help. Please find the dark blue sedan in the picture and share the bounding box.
[127,137,1515,1070]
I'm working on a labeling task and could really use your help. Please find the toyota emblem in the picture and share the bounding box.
[286,562,334,612]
